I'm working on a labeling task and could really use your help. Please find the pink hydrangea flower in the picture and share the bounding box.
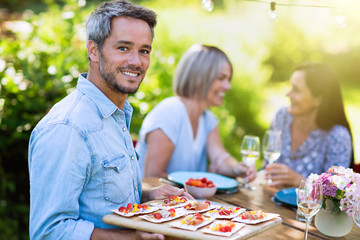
[307,166,360,217]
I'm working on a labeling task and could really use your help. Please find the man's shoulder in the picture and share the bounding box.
[34,90,103,135]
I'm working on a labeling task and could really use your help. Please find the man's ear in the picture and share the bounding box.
[88,40,99,62]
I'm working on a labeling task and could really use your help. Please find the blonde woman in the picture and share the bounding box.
[136,44,256,181]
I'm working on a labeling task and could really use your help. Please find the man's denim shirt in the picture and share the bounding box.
[28,73,142,240]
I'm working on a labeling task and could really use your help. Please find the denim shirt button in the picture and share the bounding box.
[122,127,126,132]
[131,156,134,160]
[135,186,138,190]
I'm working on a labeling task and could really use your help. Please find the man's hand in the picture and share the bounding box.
[265,163,304,188]
[147,184,194,201]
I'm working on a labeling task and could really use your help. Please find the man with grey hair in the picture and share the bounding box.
[28,1,191,239]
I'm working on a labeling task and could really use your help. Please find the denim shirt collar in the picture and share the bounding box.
[77,73,133,128]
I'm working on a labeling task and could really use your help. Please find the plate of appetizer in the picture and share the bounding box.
[183,200,219,214]
[139,208,187,223]
[204,206,246,219]
[149,195,191,209]
[232,210,280,224]
[201,220,245,237]
[169,213,215,231]
[111,203,158,217]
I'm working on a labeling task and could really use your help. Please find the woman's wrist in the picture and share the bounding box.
[209,153,230,173]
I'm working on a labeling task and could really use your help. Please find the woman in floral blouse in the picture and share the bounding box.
[265,62,353,188]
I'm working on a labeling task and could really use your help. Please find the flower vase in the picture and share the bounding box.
[315,200,353,237]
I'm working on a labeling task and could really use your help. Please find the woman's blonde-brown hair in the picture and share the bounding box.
[173,44,233,99]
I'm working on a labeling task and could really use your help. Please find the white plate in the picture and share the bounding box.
[169,214,215,231]
[168,171,238,190]
[232,213,280,224]
[139,208,187,223]
[201,220,245,237]
[183,202,220,214]
[203,206,246,219]
[111,206,159,217]
[149,197,192,210]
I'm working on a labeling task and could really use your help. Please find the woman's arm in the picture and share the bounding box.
[144,129,175,178]
[206,127,256,181]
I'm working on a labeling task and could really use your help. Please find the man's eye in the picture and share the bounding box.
[140,49,150,55]
[118,46,127,51]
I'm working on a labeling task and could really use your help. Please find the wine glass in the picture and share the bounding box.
[240,135,260,190]
[262,130,282,184]
[353,205,360,228]
[297,180,323,240]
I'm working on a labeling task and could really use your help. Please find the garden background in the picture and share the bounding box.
[1,0,360,239]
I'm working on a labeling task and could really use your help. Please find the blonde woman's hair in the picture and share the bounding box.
[173,44,233,99]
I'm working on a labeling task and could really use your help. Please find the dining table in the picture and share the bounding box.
[103,172,360,240]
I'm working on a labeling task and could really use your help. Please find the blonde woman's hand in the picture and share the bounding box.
[233,163,257,182]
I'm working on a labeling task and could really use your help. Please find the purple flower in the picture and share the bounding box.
[323,184,337,197]
[308,167,360,217]
[316,173,331,185]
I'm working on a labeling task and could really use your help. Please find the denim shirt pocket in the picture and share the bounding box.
[102,155,133,204]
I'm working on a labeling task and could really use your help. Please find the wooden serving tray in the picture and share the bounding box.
[103,201,282,240]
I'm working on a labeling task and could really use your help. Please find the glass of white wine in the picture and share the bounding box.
[297,180,323,240]
[262,130,282,184]
[353,205,360,228]
[240,135,260,190]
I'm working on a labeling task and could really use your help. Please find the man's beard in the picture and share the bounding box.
[99,54,144,94]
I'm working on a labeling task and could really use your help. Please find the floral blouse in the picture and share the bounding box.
[270,107,352,177]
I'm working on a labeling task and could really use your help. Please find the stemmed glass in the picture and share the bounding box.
[262,130,282,184]
[240,135,260,190]
[297,180,323,240]
[353,205,360,228]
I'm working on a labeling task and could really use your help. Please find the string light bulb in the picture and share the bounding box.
[268,2,278,22]
[334,11,347,29]
[202,0,214,12]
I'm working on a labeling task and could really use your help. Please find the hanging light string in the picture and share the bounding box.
[202,0,214,12]
[239,0,360,11]
[201,0,351,28]
[241,0,351,28]
[268,2,278,21]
